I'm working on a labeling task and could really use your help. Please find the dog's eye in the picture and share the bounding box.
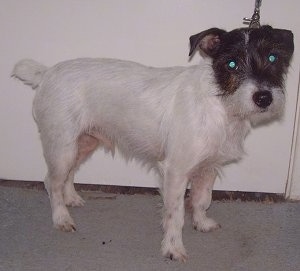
[268,54,277,63]
[227,60,238,70]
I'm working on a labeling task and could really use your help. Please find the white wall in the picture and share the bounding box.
[1,0,299,194]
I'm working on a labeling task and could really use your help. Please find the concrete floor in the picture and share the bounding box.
[0,186,299,271]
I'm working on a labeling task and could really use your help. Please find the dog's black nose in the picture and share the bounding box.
[252,91,273,108]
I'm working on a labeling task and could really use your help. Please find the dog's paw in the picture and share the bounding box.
[161,241,188,262]
[163,247,188,262]
[64,192,85,207]
[53,208,76,232]
[193,217,221,232]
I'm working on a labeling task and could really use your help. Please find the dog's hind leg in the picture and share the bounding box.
[43,142,78,232]
[63,169,85,207]
[63,134,100,207]
[190,168,221,232]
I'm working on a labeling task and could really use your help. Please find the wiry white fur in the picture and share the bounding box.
[12,56,282,262]
[229,80,285,125]
[11,59,47,89]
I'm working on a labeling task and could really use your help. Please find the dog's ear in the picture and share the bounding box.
[278,29,294,54]
[270,27,294,54]
[189,28,226,58]
[260,25,294,55]
[261,25,293,43]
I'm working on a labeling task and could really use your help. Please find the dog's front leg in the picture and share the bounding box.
[190,168,221,232]
[161,170,189,262]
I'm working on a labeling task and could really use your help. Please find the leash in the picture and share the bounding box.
[243,0,262,28]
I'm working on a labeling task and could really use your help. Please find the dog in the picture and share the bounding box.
[12,25,294,261]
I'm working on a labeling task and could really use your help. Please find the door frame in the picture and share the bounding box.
[286,68,300,200]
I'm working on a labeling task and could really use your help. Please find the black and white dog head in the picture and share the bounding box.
[189,25,294,124]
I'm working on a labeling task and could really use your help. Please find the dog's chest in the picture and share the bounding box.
[217,119,250,164]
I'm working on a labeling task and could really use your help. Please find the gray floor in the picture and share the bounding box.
[0,186,299,271]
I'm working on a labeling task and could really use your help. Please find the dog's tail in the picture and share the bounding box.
[12,59,48,89]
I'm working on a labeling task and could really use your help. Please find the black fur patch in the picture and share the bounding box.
[210,26,294,95]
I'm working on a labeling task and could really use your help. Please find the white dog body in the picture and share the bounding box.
[20,58,247,166]
[12,26,294,261]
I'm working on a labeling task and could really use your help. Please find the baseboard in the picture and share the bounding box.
[0,179,285,202]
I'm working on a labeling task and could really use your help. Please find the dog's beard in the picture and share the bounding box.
[220,80,286,126]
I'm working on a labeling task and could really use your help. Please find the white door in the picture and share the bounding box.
[1,0,299,194]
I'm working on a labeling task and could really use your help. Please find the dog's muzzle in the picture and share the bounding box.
[252,90,273,108]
